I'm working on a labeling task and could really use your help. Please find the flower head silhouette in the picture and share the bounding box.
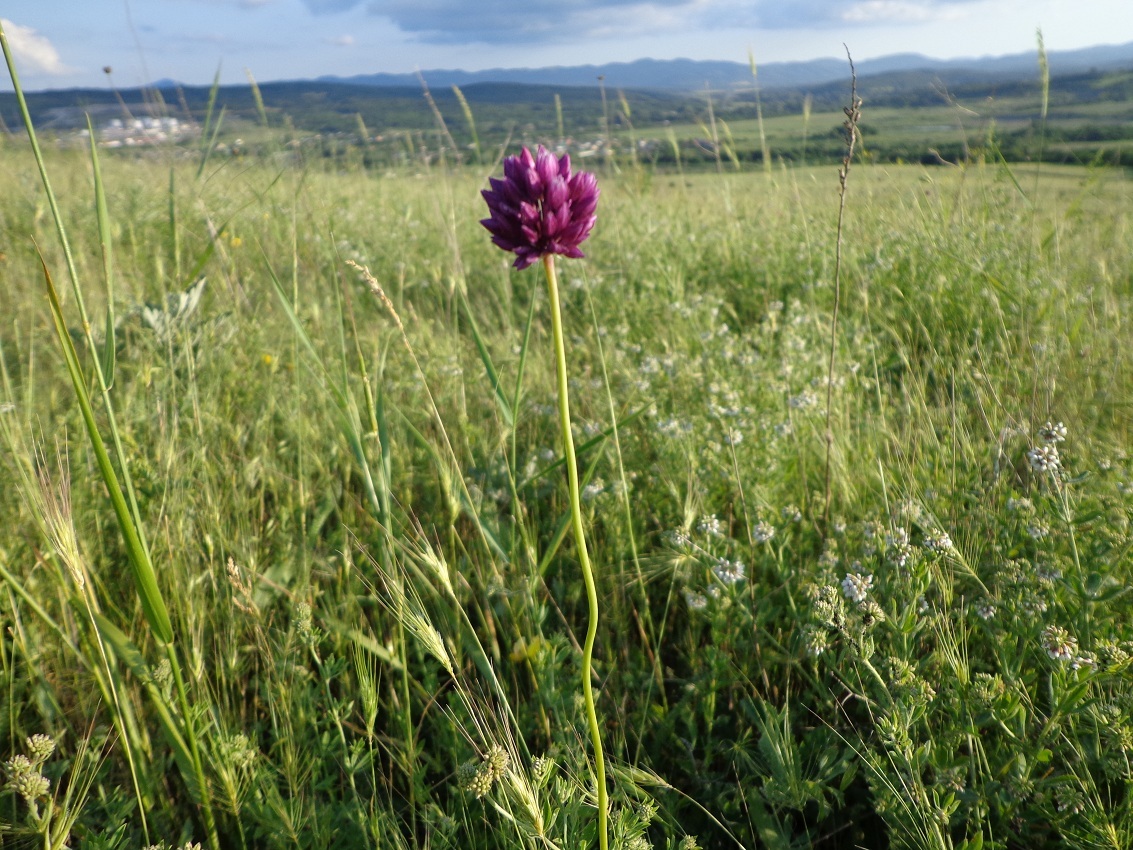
[481,146,599,270]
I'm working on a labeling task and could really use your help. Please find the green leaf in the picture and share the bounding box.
[39,253,174,645]
[459,290,513,427]
[93,613,194,785]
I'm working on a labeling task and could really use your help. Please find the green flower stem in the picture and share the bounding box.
[543,254,608,850]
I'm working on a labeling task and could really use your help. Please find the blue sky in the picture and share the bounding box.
[3,0,1132,90]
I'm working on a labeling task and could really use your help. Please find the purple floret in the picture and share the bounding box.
[481,146,599,270]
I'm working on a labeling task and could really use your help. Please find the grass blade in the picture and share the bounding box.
[38,252,174,645]
[460,289,514,427]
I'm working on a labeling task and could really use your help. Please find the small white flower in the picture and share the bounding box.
[923,528,953,552]
[1028,445,1061,474]
[886,528,910,547]
[888,542,916,569]
[1042,625,1078,662]
[697,514,725,538]
[1039,421,1067,444]
[1007,496,1034,513]
[788,390,819,410]
[713,557,746,585]
[582,479,605,502]
[841,572,873,604]
[683,590,709,611]
[751,521,775,543]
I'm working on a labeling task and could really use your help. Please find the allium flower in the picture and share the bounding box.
[481,146,599,270]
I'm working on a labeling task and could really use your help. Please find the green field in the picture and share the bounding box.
[3,99,1133,850]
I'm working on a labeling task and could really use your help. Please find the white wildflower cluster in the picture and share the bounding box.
[975,601,997,621]
[781,505,803,524]
[922,528,953,553]
[1039,421,1067,444]
[897,499,923,523]
[885,528,916,569]
[1028,444,1062,474]
[581,478,606,502]
[1007,496,1034,513]
[683,589,709,611]
[712,557,746,585]
[788,390,819,410]
[697,514,725,538]
[841,572,874,605]
[812,585,846,631]
[1027,521,1050,540]
[1042,624,1092,667]
[802,624,829,657]
[665,528,693,551]
[818,545,840,569]
[751,520,775,543]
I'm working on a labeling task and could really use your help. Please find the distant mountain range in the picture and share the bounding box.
[315,41,1133,92]
[8,38,1132,146]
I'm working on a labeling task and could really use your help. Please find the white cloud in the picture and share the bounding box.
[841,1,967,23]
[1,18,72,75]
[325,34,356,46]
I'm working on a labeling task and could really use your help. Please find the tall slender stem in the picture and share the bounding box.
[822,48,862,533]
[543,254,608,850]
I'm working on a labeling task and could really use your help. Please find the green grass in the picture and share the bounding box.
[2,110,1133,850]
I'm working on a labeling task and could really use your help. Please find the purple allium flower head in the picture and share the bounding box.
[481,146,599,270]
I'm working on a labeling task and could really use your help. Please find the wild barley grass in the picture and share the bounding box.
[1,108,1133,850]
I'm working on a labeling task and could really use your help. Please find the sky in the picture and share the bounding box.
[2,0,1133,91]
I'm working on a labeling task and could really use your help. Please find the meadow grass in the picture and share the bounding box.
[1,109,1133,850]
